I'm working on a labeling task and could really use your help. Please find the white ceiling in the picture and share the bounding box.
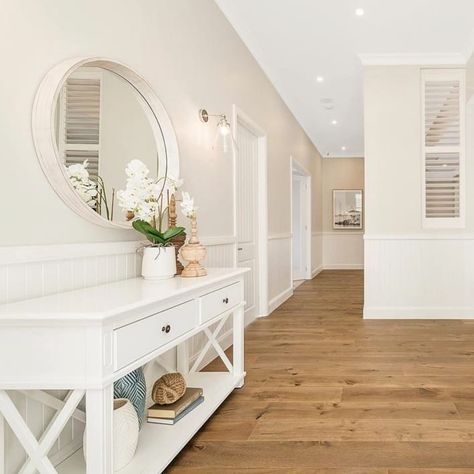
[215,0,474,157]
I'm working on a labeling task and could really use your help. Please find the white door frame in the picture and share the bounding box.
[290,156,312,281]
[232,105,269,318]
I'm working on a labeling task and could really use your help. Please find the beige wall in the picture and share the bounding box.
[364,66,422,235]
[364,65,474,235]
[322,158,364,232]
[320,157,364,269]
[363,63,474,317]
[0,0,322,246]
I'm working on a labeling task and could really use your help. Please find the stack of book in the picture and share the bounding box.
[147,387,204,425]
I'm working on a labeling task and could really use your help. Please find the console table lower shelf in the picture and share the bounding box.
[57,371,243,474]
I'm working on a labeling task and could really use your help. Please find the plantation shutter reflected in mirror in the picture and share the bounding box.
[58,70,101,179]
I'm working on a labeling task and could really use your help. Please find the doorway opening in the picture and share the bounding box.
[233,106,268,322]
[291,157,312,285]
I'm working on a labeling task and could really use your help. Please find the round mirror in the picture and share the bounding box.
[33,58,179,228]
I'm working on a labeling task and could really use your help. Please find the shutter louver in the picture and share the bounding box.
[422,70,465,227]
[425,152,459,218]
[58,72,101,180]
[64,79,101,145]
[425,81,460,147]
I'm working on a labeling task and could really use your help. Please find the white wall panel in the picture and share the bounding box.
[0,241,143,305]
[322,232,364,269]
[268,235,292,312]
[311,232,323,276]
[365,235,474,318]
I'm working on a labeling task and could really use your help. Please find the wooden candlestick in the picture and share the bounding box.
[180,216,207,277]
[168,194,186,275]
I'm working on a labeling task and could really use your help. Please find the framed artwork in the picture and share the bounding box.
[332,189,363,230]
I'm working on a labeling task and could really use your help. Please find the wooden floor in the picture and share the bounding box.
[168,270,474,473]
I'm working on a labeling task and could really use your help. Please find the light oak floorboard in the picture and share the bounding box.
[168,270,474,472]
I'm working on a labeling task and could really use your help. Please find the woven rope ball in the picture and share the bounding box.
[152,373,187,405]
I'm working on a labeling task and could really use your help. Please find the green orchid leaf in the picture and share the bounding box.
[132,221,185,245]
[162,226,186,241]
[132,220,166,244]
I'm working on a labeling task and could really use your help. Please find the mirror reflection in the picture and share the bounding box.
[54,65,165,223]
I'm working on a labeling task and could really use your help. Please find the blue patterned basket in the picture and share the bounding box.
[114,367,147,429]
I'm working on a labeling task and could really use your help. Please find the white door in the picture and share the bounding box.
[236,120,258,321]
[292,175,304,280]
[291,169,310,281]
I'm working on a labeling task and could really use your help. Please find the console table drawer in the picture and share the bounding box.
[114,299,198,370]
[200,282,242,324]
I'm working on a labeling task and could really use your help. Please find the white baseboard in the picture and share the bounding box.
[364,306,474,319]
[323,263,364,270]
[268,287,293,314]
[311,264,363,277]
[311,265,323,278]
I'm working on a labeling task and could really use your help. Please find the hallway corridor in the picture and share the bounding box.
[170,270,474,472]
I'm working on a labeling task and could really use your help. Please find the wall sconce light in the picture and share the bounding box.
[199,108,236,153]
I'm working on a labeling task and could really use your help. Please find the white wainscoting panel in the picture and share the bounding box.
[311,231,323,277]
[0,241,142,305]
[0,238,236,472]
[365,235,474,318]
[322,232,364,269]
[268,234,293,313]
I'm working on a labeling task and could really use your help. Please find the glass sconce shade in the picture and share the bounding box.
[199,108,236,154]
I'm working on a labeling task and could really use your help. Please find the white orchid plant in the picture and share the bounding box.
[117,159,186,246]
[66,160,98,209]
[66,160,113,220]
[180,191,198,220]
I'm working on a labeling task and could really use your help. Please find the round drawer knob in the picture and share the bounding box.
[223,297,229,304]
[162,325,171,333]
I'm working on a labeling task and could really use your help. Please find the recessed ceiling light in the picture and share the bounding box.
[316,76,324,83]
[341,146,347,151]
[331,120,338,125]
[355,8,364,16]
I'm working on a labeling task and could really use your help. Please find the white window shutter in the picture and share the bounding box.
[422,69,465,228]
[58,70,102,179]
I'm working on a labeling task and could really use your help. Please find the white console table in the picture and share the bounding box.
[0,267,248,473]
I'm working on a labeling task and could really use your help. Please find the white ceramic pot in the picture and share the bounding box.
[83,398,139,471]
[141,246,177,280]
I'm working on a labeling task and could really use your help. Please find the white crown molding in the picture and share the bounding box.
[359,52,467,66]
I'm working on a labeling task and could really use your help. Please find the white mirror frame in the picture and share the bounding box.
[32,57,180,229]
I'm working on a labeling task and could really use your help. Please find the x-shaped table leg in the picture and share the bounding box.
[190,314,233,372]
[0,389,85,474]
